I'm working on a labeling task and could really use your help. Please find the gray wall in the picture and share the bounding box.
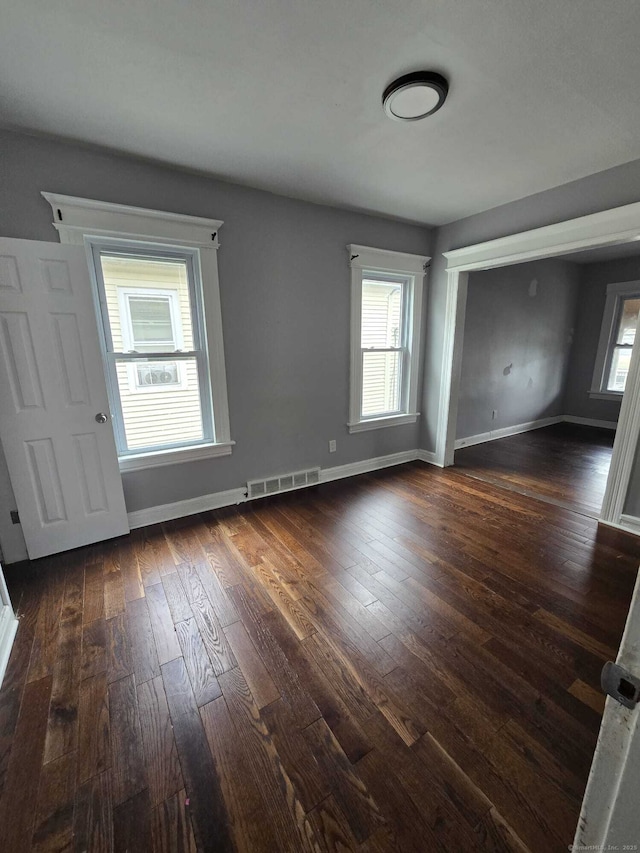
[564,256,640,424]
[0,129,431,557]
[456,259,579,440]
[423,157,640,455]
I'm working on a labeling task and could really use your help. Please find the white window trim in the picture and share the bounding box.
[42,192,233,469]
[590,280,640,399]
[347,244,428,433]
[118,441,234,472]
[117,287,187,393]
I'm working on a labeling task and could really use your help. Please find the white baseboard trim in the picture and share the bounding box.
[127,449,428,530]
[2,448,442,560]
[598,515,640,538]
[455,413,619,450]
[416,449,441,467]
[0,604,18,689]
[455,416,563,450]
[619,514,640,535]
[127,487,246,529]
[8,421,623,560]
[320,450,419,484]
[563,415,618,430]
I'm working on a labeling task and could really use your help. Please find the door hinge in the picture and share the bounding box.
[601,661,640,710]
[10,510,20,525]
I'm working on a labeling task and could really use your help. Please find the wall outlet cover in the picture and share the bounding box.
[329,440,337,453]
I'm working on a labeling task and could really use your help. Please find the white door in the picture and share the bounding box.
[574,567,640,846]
[0,237,129,559]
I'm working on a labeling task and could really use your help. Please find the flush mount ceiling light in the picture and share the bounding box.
[382,71,449,122]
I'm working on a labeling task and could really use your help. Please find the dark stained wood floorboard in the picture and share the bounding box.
[454,422,615,517]
[1,460,638,852]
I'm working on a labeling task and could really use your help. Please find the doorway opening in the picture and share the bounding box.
[451,243,640,518]
[437,200,640,535]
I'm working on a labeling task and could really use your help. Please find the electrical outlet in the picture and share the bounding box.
[329,440,337,453]
[492,410,498,420]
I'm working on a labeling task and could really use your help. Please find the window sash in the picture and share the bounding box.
[360,346,406,418]
[359,272,410,419]
[90,241,215,456]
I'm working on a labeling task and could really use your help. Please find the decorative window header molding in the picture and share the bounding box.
[41,192,224,249]
[42,192,233,469]
[348,244,430,275]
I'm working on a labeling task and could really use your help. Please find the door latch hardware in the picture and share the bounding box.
[601,661,640,710]
[10,510,19,525]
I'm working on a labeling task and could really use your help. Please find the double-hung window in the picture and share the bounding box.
[591,281,640,398]
[42,193,233,470]
[348,244,428,432]
[93,246,213,455]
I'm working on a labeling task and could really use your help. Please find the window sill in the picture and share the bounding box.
[588,391,624,401]
[119,440,234,472]
[347,413,419,434]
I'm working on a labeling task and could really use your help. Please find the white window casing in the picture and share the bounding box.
[347,244,429,433]
[591,280,640,400]
[42,193,233,471]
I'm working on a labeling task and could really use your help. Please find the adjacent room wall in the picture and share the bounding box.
[456,259,579,441]
[564,255,640,425]
[0,128,431,560]
[423,156,640,456]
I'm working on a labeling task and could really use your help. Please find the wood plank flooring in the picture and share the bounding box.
[1,461,638,852]
[454,422,615,516]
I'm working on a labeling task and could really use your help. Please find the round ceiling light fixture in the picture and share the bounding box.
[382,71,449,122]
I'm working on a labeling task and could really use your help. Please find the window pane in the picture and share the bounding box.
[116,357,204,450]
[362,350,402,417]
[128,297,174,346]
[616,298,640,345]
[100,254,195,353]
[607,346,632,392]
[361,280,403,348]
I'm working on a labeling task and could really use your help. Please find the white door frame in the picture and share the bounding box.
[436,200,640,530]
[0,562,18,688]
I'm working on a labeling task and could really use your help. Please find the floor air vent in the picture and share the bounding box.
[247,467,320,499]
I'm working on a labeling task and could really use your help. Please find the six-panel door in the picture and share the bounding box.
[0,238,129,559]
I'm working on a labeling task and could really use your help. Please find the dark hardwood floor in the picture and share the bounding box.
[454,423,615,516]
[0,461,638,852]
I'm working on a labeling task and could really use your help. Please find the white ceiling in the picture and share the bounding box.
[3,0,640,225]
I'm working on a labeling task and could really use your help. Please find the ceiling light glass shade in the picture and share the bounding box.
[383,72,449,122]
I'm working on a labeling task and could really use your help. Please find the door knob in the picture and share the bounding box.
[95,412,108,424]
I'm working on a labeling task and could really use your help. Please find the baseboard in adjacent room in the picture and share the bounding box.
[455,413,618,450]
[563,415,618,430]
[454,416,563,450]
